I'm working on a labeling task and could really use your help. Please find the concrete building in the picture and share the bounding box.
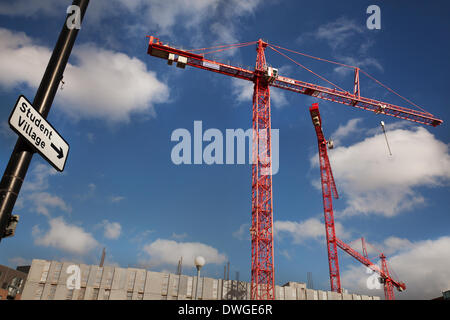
[22,259,380,300]
[0,264,28,300]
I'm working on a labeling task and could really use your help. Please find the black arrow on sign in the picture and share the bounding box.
[50,143,64,159]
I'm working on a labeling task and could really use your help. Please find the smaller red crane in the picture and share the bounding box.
[310,103,341,293]
[336,237,406,300]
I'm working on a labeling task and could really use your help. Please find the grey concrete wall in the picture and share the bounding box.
[318,290,327,300]
[327,291,342,300]
[21,259,381,300]
[342,292,353,300]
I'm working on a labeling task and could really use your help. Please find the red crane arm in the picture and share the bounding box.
[147,38,255,81]
[310,104,339,199]
[310,103,341,292]
[335,237,406,292]
[147,36,443,127]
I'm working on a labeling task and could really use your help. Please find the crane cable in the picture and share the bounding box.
[187,41,257,52]
[200,42,257,56]
[268,45,346,92]
[270,43,356,69]
[269,43,433,116]
[359,69,432,116]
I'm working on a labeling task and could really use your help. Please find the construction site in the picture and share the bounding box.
[0,0,449,303]
[141,35,441,300]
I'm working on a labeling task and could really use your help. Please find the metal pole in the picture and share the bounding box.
[195,268,200,300]
[0,0,90,240]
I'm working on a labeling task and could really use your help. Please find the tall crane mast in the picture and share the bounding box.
[309,103,341,293]
[146,36,442,299]
[335,237,406,300]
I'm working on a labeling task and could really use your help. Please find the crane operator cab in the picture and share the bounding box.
[265,66,278,83]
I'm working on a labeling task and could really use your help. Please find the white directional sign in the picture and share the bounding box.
[9,95,69,172]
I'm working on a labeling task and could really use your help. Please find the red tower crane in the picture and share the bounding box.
[309,103,341,293]
[146,36,442,299]
[360,237,400,300]
[336,237,406,300]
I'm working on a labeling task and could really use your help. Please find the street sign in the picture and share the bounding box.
[8,95,69,172]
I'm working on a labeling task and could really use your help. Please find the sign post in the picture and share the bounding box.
[9,95,70,172]
[0,0,90,240]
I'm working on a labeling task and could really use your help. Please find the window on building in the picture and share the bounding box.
[40,262,51,282]
[103,289,111,300]
[81,267,89,286]
[1,282,7,289]
[91,288,99,300]
[105,270,114,286]
[48,284,57,300]
[128,271,136,291]
[126,291,133,300]
[66,289,74,300]
[52,263,63,282]
[161,274,169,295]
[78,287,86,300]
[137,292,143,300]
[95,267,103,286]
[187,277,193,297]
[136,271,146,292]
[34,284,44,300]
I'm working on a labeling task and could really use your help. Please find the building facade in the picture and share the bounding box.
[0,264,28,300]
[21,259,380,300]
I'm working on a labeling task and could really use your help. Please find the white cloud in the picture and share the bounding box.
[0,120,16,140]
[274,217,351,244]
[18,163,70,216]
[100,220,122,240]
[27,192,71,217]
[340,236,450,299]
[232,223,250,241]
[231,78,254,104]
[130,229,155,243]
[33,216,99,255]
[231,78,288,109]
[22,163,58,192]
[0,0,265,64]
[141,0,220,34]
[8,256,31,267]
[86,133,95,143]
[60,44,169,122]
[296,17,382,76]
[331,118,363,144]
[110,196,125,203]
[333,56,383,76]
[314,126,450,217]
[0,0,262,35]
[0,28,170,123]
[171,232,188,240]
[298,17,364,51]
[142,239,227,267]
[0,0,62,17]
[346,236,415,260]
[279,249,291,260]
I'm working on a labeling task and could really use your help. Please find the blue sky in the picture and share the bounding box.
[0,0,449,299]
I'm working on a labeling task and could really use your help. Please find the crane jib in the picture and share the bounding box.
[147,38,443,128]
